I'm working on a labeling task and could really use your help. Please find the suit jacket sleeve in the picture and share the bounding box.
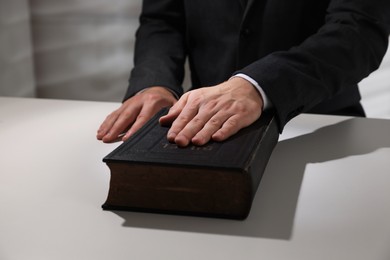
[123,0,186,101]
[238,0,390,131]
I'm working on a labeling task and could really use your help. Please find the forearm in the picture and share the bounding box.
[124,0,187,101]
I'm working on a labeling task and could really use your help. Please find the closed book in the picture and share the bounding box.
[102,108,279,219]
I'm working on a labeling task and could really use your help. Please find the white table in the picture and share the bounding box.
[1,97,389,260]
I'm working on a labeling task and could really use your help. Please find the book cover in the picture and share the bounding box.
[102,108,279,219]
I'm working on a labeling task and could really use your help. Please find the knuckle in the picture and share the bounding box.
[209,118,221,127]
[178,115,192,123]
[225,118,239,128]
[106,111,117,120]
[136,113,147,121]
[232,102,248,114]
[192,117,203,124]
[121,111,133,120]
[185,101,200,112]
[167,106,178,114]
[187,94,203,106]
[204,100,218,110]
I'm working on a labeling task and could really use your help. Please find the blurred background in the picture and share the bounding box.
[1,0,389,118]
[1,0,139,102]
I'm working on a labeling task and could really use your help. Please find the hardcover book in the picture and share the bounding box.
[102,108,279,220]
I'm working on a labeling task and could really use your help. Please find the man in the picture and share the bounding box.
[97,0,390,147]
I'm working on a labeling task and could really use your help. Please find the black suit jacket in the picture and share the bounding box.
[125,0,390,131]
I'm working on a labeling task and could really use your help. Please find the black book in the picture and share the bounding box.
[102,108,279,220]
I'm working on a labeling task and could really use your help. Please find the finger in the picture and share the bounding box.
[211,115,247,142]
[191,112,231,146]
[165,98,202,144]
[122,105,160,141]
[159,94,188,126]
[97,111,120,140]
[173,110,216,146]
[102,106,140,143]
[167,106,201,145]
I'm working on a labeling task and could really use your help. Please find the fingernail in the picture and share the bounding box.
[175,136,190,147]
[122,131,131,140]
[192,136,204,146]
[102,134,111,143]
[167,132,176,141]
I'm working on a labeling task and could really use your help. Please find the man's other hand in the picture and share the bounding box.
[97,86,177,143]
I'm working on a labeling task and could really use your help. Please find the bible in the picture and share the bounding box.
[102,108,279,220]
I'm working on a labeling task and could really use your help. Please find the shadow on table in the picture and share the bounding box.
[110,117,390,240]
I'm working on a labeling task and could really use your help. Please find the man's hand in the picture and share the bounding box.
[97,86,177,143]
[159,77,264,147]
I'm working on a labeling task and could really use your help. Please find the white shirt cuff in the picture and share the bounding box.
[232,73,272,110]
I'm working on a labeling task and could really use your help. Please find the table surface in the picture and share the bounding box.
[1,97,389,260]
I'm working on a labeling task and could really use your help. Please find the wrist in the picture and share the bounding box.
[228,77,264,111]
[138,86,178,101]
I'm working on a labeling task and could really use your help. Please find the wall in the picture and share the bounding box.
[30,0,140,102]
[0,0,36,97]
